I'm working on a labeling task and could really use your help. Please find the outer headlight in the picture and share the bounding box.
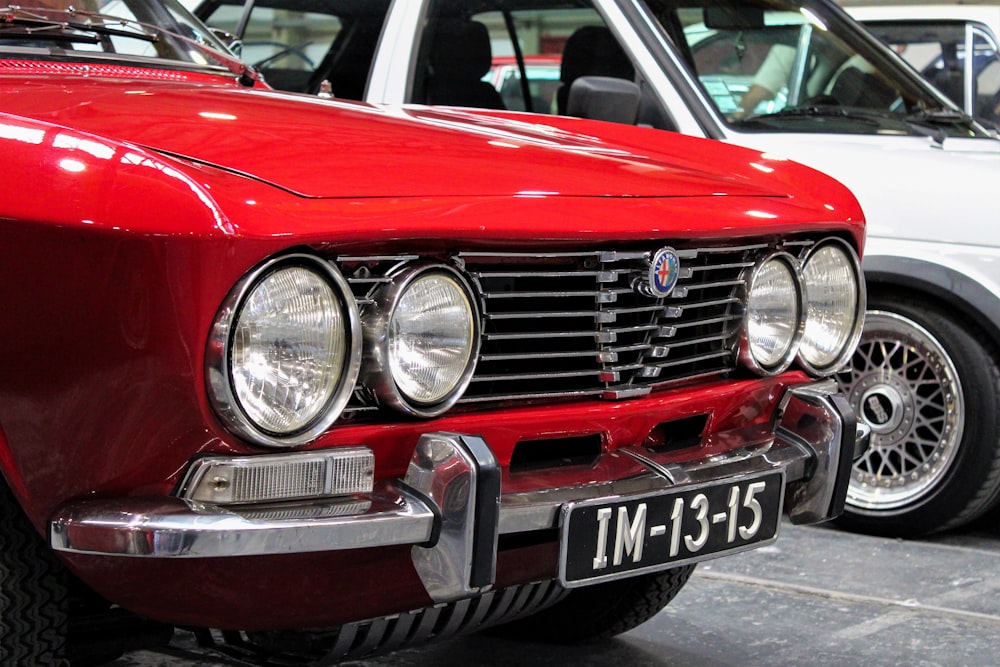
[741,253,804,375]
[207,255,361,447]
[798,239,865,375]
[364,265,479,417]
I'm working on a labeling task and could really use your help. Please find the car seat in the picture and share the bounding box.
[425,19,505,109]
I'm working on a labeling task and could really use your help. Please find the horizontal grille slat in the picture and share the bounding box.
[484,290,606,299]
[650,350,735,369]
[335,238,818,414]
[471,369,604,382]
[481,350,600,362]
[484,331,603,341]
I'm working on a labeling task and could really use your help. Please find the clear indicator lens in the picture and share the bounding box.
[800,244,858,370]
[747,258,800,369]
[231,266,346,434]
[389,273,475,405]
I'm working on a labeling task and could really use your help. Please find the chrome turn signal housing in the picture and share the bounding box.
[181,448,375,505]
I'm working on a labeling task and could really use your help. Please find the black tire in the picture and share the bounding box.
[835,293,1000,537]
[0,480,69,665]
[491,565,695,643]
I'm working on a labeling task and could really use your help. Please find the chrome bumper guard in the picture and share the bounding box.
[50,380,867,601]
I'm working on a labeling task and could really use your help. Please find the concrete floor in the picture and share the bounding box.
[112,518,1000,666]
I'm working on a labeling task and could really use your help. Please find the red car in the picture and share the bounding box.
[0,0,867,663]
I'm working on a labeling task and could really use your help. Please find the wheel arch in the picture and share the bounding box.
[0,421,45,536]
[863,255,1000,350]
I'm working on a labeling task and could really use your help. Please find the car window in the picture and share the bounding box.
[486,60,561,112]
[682,7,905,118]
[862,19,1000,130]
[193,0,389,97]
[418,1,678,127]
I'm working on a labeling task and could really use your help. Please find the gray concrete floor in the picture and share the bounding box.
[112,519,1000,666]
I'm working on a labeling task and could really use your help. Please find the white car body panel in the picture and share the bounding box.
[723,132,1000,250]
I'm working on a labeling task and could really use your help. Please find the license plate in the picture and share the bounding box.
[559,471,784,587]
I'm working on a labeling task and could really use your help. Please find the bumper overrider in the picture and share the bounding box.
[50,379,867,603]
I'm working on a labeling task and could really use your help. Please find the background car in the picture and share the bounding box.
[846,2,1000,131]
[485,55,562,112]
[0,0,868,663]
[193,0,1000,538]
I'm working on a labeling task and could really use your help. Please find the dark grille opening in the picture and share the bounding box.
[509,434,603,473]
[643,415,709,453]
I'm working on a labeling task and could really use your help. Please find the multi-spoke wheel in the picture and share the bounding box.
[835,297,1000,536]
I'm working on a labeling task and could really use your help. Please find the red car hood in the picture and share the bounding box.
[3,73,815,200]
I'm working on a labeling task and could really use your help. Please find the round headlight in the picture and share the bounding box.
[742,254,804,375]
[207,256,361,447]
[365,265,479,417]
[798,239,865,375]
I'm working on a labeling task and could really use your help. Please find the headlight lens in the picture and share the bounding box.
[231,267,345,434]
[363,266,479,417]
[744,254,803,374]
[208,256,361,447]
[388,270,478,410]
[798,240,865,375]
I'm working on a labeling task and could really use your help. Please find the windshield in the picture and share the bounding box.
[0,0,235,71]
[643,0,989,137]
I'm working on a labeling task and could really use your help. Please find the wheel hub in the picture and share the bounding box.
[858,383,907,435]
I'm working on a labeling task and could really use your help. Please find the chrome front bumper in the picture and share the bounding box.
[50,380,867,600]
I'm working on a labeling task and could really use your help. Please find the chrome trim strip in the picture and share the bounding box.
[49,482,435,558]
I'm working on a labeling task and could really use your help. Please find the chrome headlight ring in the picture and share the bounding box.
[796,238,866,376]
[362,263,481,418]
[206,254,362,448]
[739,251,806,376]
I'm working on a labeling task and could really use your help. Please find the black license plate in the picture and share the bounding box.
[559,471,784,587]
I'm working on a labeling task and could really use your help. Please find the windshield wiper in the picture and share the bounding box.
[0,8,158,44]
[745,105,882,126]
[902,109,976,143]
[0,5,260,87]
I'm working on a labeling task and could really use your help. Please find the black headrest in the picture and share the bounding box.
[430,19,493,80]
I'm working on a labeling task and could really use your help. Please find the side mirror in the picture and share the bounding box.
[566,76,641,125]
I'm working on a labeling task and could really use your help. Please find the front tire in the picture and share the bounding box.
[492,565,695,643]
[0,481,69,665]
[836,295,1000,536]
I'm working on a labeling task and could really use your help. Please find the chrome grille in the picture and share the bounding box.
[336,241,795,412]
[459,247,756,401]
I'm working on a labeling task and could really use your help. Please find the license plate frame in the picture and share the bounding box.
[559,470,785,587]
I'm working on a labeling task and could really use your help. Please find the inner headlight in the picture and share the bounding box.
[207,255,361,447]
[742,253,804,375]
[365,265,479,417]
[798,239,865,375]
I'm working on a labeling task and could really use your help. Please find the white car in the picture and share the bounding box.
[846,2,1000,130]
[195,0,1000,538]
